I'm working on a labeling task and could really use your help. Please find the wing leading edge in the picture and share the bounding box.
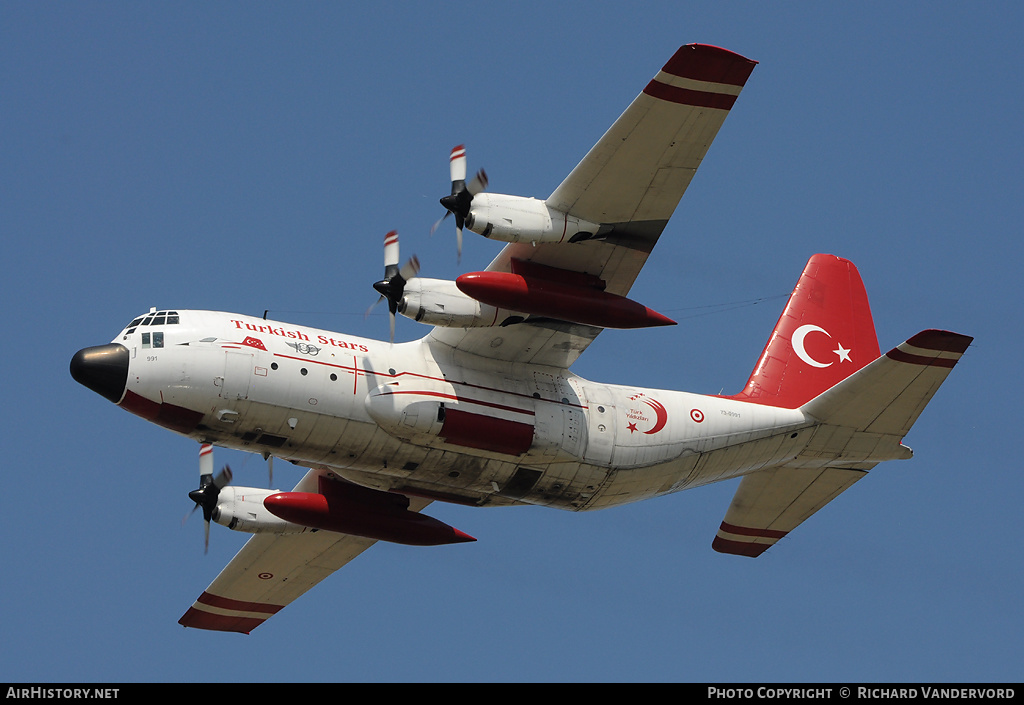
[428,44,757,368]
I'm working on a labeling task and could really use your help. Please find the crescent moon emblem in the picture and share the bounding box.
[792,324,833,368]
[642,398,668,434]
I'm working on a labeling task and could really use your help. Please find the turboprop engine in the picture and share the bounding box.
[464,193,603,245]
[186,446,474,546]
[212,486,306,534]
[398,277,523,328]
[370,231,525,333]
[433,145,604,258]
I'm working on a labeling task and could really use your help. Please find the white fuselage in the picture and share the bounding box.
[110,309,812,511]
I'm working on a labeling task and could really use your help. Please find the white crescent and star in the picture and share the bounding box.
[792,324,852,368]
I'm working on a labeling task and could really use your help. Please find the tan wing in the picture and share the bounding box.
[179,468,431,633]
[428,44,757,367]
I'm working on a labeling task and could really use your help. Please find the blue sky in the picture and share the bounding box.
[2,2,1021,683]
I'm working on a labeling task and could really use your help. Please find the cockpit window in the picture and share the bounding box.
[125,311,180,335]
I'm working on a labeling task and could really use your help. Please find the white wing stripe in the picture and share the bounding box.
[651,70,744,96]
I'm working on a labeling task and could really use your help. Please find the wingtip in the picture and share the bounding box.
[711,535,771,558]
[905,329,973,354]
[663,44,758,85]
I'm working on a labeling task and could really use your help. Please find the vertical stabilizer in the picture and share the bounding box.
[729,254,880,409]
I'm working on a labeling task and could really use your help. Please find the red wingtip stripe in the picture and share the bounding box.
[905,329,973,354]
[195,591,284,615]
[643,80,739,110]
[719,521,788,540]
[178,592,285,633]
[712,522,787,557]
[661,44,757,86]
[886,349,959,369]
[178,607,265,634]
[712,536,772,557]
[886,330,971,369]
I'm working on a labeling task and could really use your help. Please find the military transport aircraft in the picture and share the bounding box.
[70,44,971,634]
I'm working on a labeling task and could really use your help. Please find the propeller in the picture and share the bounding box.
[369,230,420,343]
[263,451,274,489]
[185,443,233,554]
[431,145,488,261]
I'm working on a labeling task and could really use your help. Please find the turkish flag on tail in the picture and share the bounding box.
[729,254,880,409]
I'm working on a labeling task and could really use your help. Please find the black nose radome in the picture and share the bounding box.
[70,344,129,403]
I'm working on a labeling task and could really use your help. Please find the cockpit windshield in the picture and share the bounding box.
[125,311,180,334]
[122,311,180,349]
[125,309,180,332]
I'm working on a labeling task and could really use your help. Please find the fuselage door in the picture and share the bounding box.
[222,351,252,400]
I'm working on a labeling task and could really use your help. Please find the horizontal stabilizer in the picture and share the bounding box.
[801,329,972,436]
[713,466,867,557]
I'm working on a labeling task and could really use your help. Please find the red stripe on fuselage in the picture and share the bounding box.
[271,352,586,410]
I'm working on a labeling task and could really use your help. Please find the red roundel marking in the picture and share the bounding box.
[690,409,704,423]
[258,573,274,580]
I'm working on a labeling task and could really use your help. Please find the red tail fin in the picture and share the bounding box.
[729,254,880,409]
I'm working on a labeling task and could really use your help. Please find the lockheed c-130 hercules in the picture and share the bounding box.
[70,44,971,634]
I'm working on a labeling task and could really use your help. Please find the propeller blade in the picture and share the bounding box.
[371,231,419,343]
[467,169,488,196]
[449,144,467,183]
[199,443,213,485]
[186,462,232,554]
[398,254,420,283]
[365,294,384,319]
[383,230,399,275]
[429,211,450,237]
[263,452,274,488]
[438,145,486,261]
[212,465,233,491]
